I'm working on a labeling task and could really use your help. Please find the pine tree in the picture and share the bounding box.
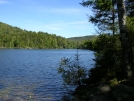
[81,0,134,80]
[80,0,118,35]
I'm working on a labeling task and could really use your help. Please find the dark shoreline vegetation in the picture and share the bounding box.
[60,35,134,101]
[58,0,134,101]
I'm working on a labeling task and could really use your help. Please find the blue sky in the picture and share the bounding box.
[0,0,96,38]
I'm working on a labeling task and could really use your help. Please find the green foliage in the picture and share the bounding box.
[80,40,95,50]
[58,53,87,87]
[78,0,134,88]
[81,17,134,83]
[68,35,97,49]
[85,34,123,85]
[80,0,118,34]
[71,0,134,100]
[0,22,77,49]
[68,35,97,42]
[109,78,118,87]
[127,17,134,46]
[126,1,134,17]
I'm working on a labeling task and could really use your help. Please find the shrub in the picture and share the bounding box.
[58,53,87,87]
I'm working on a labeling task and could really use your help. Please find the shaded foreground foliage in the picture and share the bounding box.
[85,34,122,84]
[58,0,134,100]
[75,16,134,100]
[58,17,134,101]
[59,33,134,101]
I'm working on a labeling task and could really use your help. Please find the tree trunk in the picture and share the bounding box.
[117,0,133,79]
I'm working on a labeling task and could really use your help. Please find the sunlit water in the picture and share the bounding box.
[0,49,94,101]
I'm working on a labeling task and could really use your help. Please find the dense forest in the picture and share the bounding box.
[58,0,134,101]
[0,22,78,49]
[68,35,97,42]
[68,35,98,49]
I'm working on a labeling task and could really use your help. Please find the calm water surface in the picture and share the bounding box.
[0,49,94,101]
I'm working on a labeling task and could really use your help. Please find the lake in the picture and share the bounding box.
[0,49,94,101]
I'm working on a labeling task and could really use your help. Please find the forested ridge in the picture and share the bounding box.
[68,35,97,42]
[0,22,77,49]
[68,35,98,49]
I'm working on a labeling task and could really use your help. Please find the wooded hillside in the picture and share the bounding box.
[68,35,97,42]
[0,22,77,49]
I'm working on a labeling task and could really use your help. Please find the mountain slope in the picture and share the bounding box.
[0,22,77,49]
[68,35,97,43]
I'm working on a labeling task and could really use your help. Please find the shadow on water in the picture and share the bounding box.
[59,85,75,101]
[61,92,74,101]
[33,83,64,101]
[33,83,74,101]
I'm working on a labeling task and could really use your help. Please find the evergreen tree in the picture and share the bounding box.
[80,0,118,35]
[81,0,134,80]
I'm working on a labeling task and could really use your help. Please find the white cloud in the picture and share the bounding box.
[37,6,88,15]
[0,0,8,4]
[22,20,89,33]
[46,21,89,27]
[52,8,83,14]
[38,20,90,32]
[47,27,62,30]
[65,21,89,25]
